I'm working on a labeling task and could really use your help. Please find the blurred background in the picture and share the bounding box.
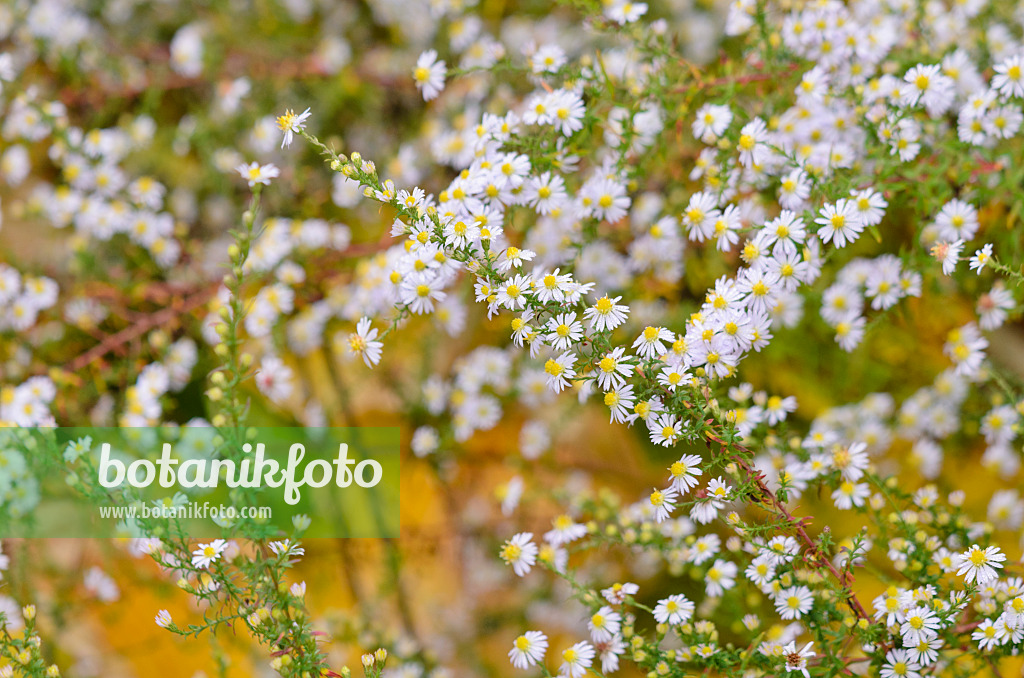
[1,0,1023,676]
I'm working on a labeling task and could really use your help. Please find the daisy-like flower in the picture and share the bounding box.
[930,239,964,276]
[268,539,305,557]
[682,191,721,242]
[533,268,573,303]
[880,648,921,678]
[781,641,815,678]
[412,49,446,101]
[908,636,943,666]
[850,188,888,227]
[778,169,811,210]
[704,559,738,597]
[774,585,814,620]
[969,243,993,274]
[497,274,532,311]
[971,619,1004,651]
[901,64,954,114]
[815,199,864,248]
[978,283,1015,330]
[155,609,173,628]
[763,394,796,425]
[545,514,587,545]
[706,477,731,503]
[191,538,229,569]
[658,364,690,391]
[603,383,636,424]
[531,45,567,74]
[400,273,447,314]
[601,582,639,604]
[235,161,280,187]
[558,641,595,678]
[830,441,870,481]
[497,246,537,273]
[276,108,311,148]
[545,312,584,351]
[587,605,622,643]
[935,199,979,240]
[667,454,703,493]
[692,103,733,142]
[649,412,684,447]
[745,555,776,588]
[344,317,383,368]
[832,480,870,510]
[551,90,586,137]
[509,631,548,669]
[633,326,674,360]
[584,295,630,332]
[606,0,648,24]
[595,346,633,390]
[900,606,941,645]
[500,532,539,576]
[443,219,481,249]
[992,54,1024,99]
[736,117,769,167]
[587,178,631,223]
[544,351,578,393]
[648,486,679,522]
[527,173,569,215]
[944,323,989,376]
[954,544,1006,585]
[653,594,695,625]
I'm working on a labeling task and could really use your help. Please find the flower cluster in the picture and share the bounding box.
[2,0,1024,675]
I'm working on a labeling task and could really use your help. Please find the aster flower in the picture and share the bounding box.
[276,107,311,148]
[509,631,547,669]
[412,50,446,101]
[969,243,993,274]
[954,545,1006,585]
[235,161,280,187]
[653,594,695,625]
[500,532,538,576]
[191,538,229,569]
[781,641,815,678]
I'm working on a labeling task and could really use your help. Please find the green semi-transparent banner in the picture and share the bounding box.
[0,427,400,538]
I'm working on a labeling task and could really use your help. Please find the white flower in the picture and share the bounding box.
[881,648,921,678]
[413,50,446,101]
[992,54,1024,99]
[632,326,674,360]
[954,545,1006,585]
[235,161,279,187]
[543,352,577,393]
[500,532,538,576]
[587,605,622,643]
[276,108,311,148]
[509,631,548,669]
[601,582,639,604]
[775,585,813,620]
[605,0,648,24]
[154,609,173,628]
[191,539,229,569]
[343,317,383,368]
[969,243,993,274]
[781,641,815,678]
[899,606,941,645]
[667,454,703,493]
[558,641,595,678]
[653,594,694,625]
[584,295,630,332]
[815,199,864,248]
[648,486,678,522]
[930,239,964,276]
